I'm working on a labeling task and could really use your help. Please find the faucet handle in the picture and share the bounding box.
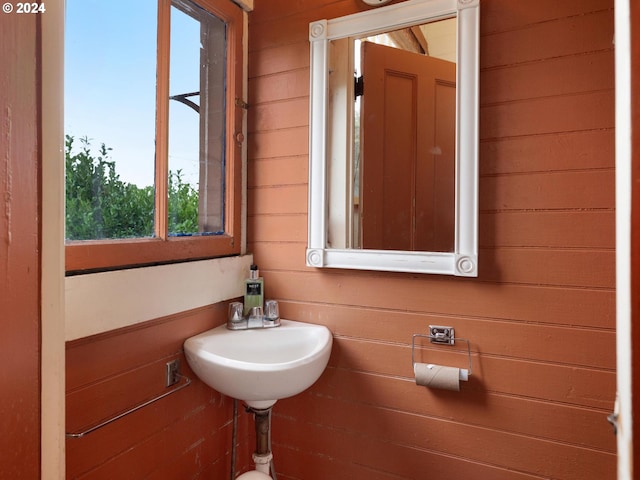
[227,302,246,329]
[264,300,280,321]
[228,302,244,322]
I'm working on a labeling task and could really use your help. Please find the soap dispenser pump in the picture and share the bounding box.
[243,264,264,316]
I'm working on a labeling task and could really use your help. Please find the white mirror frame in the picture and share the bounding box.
[307,0,479,276]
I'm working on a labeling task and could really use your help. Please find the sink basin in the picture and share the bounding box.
[184,319,333,409]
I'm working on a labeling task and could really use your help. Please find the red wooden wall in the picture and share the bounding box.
[65,304,253,479]
[64,1,617,479]
[247,1,616,479]
[0,12,42,480]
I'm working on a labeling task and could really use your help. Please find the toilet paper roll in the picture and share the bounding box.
[414,363,467,391]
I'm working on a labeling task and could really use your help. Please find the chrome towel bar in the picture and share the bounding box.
[66,374,191,439]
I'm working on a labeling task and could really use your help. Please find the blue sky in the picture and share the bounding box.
[65,0,202,187]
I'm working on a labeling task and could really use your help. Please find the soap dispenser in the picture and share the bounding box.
[243,264,264,316]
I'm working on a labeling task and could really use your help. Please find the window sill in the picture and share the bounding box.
[65,254,253,341]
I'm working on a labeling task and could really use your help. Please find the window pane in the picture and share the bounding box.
[169,0,226,236]
[65,0,157,241]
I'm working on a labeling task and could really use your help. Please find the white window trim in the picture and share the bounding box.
[65,255,253,341]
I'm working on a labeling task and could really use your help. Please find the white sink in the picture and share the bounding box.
[184,319,333,409]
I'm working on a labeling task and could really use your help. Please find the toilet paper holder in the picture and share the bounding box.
[411,328,473,376]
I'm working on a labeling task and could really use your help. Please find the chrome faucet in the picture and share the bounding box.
[227,301,281,330]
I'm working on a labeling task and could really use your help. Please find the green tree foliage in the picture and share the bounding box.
[65,135,199,240]
[168,168,199,234]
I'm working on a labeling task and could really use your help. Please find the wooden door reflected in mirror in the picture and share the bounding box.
[357,34,456,252]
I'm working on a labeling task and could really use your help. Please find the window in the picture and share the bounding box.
[64,0,244,273]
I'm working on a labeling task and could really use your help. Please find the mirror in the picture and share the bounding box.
[307,0,479,276]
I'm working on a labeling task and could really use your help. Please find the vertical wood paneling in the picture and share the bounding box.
[0,12,41,480]
[247,0,616,479]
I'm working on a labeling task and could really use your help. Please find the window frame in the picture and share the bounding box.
[65,0,244,273]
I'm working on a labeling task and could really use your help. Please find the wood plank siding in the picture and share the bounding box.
[247,1,616,479]
[65,304,254,479]
[63,1,616,479]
